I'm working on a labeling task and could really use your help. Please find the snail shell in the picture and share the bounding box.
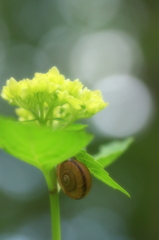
[56,158,92,199]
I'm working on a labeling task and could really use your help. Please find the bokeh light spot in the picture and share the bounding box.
[91,74,154,137]
[0,151,46,200]
[70,30,144,84]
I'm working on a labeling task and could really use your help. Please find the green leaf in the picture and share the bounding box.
[94,138,133,168]
[76,150,130,197]
[65,123,88,131]
[0,116,93,172]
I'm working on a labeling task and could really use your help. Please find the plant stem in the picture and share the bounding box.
[44,168,61,240]
[49,186,61,240]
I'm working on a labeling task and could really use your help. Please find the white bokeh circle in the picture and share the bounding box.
[0,151,46,200]
[91,74,153,137]
[69,30,144,84]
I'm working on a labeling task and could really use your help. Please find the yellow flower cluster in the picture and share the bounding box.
[1,67,108,126]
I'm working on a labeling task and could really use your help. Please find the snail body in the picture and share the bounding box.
[56,158,92,199]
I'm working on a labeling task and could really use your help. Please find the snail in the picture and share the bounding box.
[56,158,92,199]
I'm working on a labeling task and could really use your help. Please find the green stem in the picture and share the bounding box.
[44,168,61,240]
[44,104,55,123]
[39,103,44,121]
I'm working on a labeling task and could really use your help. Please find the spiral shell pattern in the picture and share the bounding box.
[56,158,92,199]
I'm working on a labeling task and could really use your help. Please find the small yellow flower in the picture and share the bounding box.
[1,67,108,127]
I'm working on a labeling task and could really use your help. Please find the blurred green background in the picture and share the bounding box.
[0,0,159,239]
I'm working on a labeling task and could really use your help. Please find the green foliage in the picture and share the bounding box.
[0,115,132,197]
[94,138,133,168]
[0,116,92,172]
[76,150,130,197]
[64,123,88,131]
[0,67,133,240]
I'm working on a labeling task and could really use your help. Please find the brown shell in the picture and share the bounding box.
[56,158,92,199]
